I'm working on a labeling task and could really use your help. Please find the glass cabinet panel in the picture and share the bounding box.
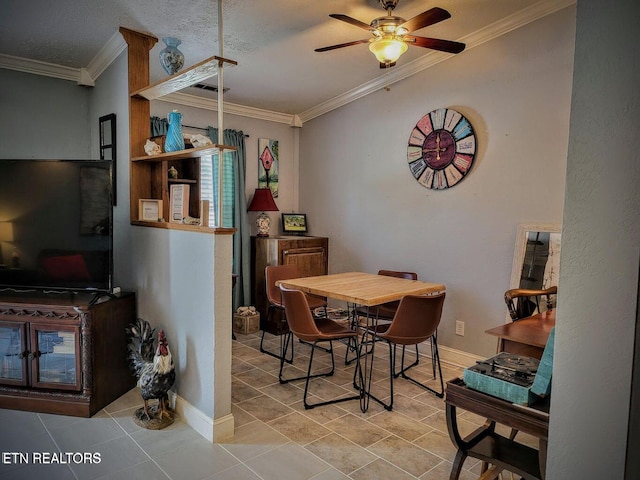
[0,322,27,386]
[31,324,80,390]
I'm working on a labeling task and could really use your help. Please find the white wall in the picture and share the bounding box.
[548,0,640,478]
[299,7,575,358]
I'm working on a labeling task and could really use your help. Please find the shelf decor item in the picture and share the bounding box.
[159,37,185,76]
[164,110,185,153]
[247,188,279,237]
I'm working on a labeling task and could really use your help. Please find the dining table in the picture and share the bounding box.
[276,271,446,411]
[485,309,556,360]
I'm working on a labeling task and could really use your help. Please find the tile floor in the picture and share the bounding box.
[0,330,538,480]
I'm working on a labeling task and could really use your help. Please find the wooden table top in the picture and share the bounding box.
[485,309,556,349]
[276,271,446,307]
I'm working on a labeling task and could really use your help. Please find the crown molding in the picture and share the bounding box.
[86,30,127,81]
[158,92,298,126]
[297,0,576,123]
[0,53,83,84]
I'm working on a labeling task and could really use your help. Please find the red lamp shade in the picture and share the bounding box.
[247,188,278,237]
[247,188,279,212]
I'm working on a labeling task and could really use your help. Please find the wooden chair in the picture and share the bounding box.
[260,265,327,363]
[278,286,363,410]
[365,293,446,410]
[504,286,558,321]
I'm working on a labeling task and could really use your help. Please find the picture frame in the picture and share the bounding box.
[99,113,117,205]
[281,213,308,234]
[139,199,163,222]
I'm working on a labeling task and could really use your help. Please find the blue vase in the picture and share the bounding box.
[159,37,185,76]
[164,110,185,152]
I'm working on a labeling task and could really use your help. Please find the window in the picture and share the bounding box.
[201,152,235,228]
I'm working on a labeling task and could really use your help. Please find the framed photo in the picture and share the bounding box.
[139,199,162,222]
[281,213,308,234]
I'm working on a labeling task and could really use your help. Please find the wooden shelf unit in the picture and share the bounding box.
[120,27,237,231]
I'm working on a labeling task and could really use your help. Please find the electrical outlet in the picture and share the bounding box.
[455,320,465,336]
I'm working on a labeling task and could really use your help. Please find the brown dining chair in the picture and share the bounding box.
[260,265,327,363]
[278,286,363,410]
[504,286,558,321]
[349,270,427,369]
[365,292,446,410]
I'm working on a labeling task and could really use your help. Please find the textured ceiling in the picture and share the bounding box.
[0,0,572,119]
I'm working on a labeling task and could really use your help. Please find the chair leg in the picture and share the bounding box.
[279,339,335,385]
[357,339,394,411]
[260,305,294,363]
[394,335,444,398]
[397,334,444,398]
[300,339,363,410]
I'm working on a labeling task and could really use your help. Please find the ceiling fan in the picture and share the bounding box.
[315,0,465,68]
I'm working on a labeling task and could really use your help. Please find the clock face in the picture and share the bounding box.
[407,108,477,190]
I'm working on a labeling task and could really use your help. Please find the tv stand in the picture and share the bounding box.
[0,290,137,417]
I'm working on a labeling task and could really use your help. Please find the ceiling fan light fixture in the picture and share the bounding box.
[369,37,408,64]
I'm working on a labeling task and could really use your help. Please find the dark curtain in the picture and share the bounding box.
[150,116,168,136]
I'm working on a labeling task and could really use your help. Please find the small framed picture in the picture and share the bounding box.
[139,199,163,222]
[281,213,308,234]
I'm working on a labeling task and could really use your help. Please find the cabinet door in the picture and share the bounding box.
[30,324,81,391]
[0,321,28,386]
[282,247,327,277]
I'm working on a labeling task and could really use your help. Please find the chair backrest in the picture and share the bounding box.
[376,270,418,314]
[279,286,322,342]
[504,286,558,321]
[265,264,301,307]
[382,293,446,346]
[377,270,418,281]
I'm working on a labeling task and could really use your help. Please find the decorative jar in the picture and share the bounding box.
[164,110,185,153]
[159,37,184,76]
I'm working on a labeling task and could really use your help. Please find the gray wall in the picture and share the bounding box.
[548,1,640,478]
[0,70,91,159]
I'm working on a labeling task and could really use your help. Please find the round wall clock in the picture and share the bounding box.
[407,108,477,190]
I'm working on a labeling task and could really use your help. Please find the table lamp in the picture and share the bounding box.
[247,188,278,237]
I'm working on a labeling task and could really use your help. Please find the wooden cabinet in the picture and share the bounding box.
[251,236,329,332]
[0,292,137,417]
[120,27,236,231]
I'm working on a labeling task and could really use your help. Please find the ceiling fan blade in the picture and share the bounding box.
[329,14,372,31]
[315,39,370,52]
[406,35,466,54]
[399,7,451,33]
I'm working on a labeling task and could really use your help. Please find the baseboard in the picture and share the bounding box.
[173,394,213,442]
[416,342,483,368]
[438,344,484,368]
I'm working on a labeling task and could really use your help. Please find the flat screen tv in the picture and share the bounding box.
[0,159,113,293]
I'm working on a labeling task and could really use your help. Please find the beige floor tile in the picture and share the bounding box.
[367,435,443,477]
[268,411,332,444]
[245,443,331,480]
[234,366,280,389]
[349,458,416,480]
[221,421,290,462]
[368,409,433,442]
[236,394,294,423]
[304,433,377,475]
[324,413,390,448]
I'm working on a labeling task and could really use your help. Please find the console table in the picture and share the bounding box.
[0,291,137,417]
[445,377,549,480]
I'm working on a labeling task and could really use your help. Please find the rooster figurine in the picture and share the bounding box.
[126,318,176,426]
